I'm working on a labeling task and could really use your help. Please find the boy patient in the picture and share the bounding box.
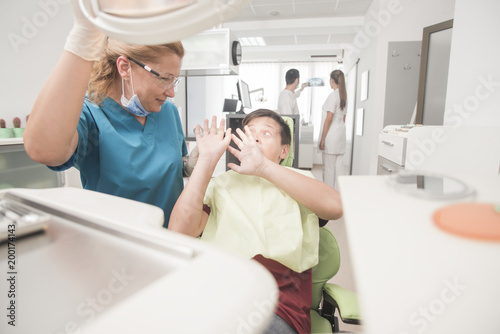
[169,109,343,334]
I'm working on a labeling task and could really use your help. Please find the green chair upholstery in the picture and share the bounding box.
[311,227,362,333]
[278,116,361,332]
[280,116,294,167]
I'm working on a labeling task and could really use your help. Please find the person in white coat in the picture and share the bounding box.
[319,70,347,190]
[277,69,308,115]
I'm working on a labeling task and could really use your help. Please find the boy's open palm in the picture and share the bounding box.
[195,116,231,164]
[227,127,267,176]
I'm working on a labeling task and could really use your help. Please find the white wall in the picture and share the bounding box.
[443,0,500,127]
[0,0,191,136]
[345,0,455,175]
[0,0,72,127]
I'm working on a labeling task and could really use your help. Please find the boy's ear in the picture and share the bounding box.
[279,144,290,160]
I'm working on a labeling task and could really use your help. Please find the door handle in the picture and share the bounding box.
[380,164,393,173]
[381,140,394,147]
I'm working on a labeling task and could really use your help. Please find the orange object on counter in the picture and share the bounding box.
[433,203,500,241]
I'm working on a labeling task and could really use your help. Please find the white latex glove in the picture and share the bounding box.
[183,145,199,177]
[64,0,107,62]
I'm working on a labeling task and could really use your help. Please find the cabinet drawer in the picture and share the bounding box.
[378,133,407,165]
[377,156,404,175]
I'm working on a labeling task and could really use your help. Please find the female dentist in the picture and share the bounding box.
[23,0,199,226]
[318,70,348,190]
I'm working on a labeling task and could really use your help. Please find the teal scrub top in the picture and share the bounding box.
[50,97,187,227]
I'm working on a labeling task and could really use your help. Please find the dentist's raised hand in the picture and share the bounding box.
[195,116,232,167]
[227,126,268,176]
[64,0,107,62]
[24,0,105,166]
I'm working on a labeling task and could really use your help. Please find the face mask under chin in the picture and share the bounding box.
[120,69,151,117]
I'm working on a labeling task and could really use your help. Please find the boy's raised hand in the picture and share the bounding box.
[195,116,231,165]
[227,126,267,176]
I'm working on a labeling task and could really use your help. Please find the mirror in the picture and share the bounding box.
[415,19,453,125]
[387,171,475,200]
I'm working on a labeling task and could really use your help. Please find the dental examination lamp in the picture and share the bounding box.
[78,0,252,44]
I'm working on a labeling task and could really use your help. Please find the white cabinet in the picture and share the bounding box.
[0,139,62,189]
[376,125,410,175]
[377,155,405,175]
[378,125,500,176]
[378,132,407,166]
[181,29,239,76]
[298,126,314,169]
[404,126,500,175]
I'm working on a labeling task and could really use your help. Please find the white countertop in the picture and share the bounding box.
[338,174,500,334]
[0,138,23,146]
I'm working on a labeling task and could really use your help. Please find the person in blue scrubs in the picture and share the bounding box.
[23,2,192,227]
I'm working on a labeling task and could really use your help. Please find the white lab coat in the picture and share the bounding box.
[277,89,301,115]
[320,89,346,188]
[320,89,346,154]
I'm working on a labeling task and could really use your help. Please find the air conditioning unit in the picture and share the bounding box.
[310,49,344,61]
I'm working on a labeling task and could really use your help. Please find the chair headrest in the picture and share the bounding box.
[280,116,294,167]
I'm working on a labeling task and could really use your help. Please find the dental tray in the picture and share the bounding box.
[0,198,50,242]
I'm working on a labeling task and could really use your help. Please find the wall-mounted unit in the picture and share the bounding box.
[181,29,240,76]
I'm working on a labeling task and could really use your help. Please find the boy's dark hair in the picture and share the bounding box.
[285,69,300,85]
[242,109,291,146]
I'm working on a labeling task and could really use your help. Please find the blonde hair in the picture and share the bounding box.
[88,38,184,104]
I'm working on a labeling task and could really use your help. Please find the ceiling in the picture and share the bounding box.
[222,0,373,63]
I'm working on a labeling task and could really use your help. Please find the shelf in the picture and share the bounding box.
[0,138,23,146]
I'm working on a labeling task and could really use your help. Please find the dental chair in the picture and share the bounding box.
[311,226,362,333]
[280,116,295,167]
[279,116,361,332]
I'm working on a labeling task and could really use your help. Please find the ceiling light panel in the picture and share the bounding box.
[262,35,297,46]
[332,0,373,16]
[294,2,339,17]
[240,37,267,46]
[327,33,358,44]
[296,34,330,45]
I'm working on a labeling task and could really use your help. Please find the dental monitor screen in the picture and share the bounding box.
[237,80,252,113]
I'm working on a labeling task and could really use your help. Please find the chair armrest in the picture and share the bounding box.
[323,283,361,323]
